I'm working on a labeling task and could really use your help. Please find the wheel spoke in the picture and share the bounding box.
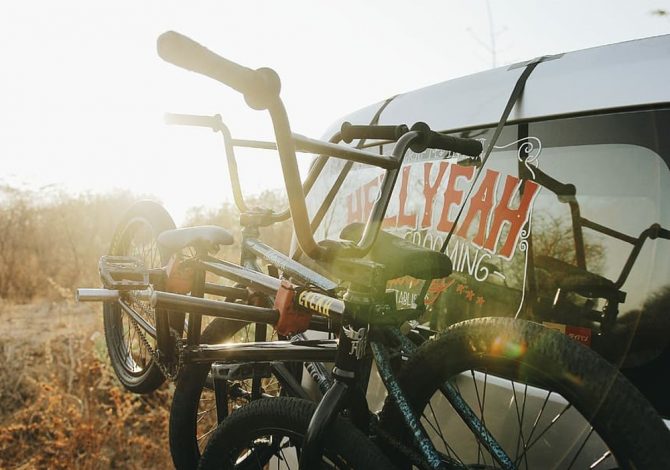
[590,450,613,468]
[197,407,214,423]
[525,390,552,447]
[515,403,573,465]
[470,370,488,466]
[278,442,292,469]
[481,371,490,466]
[197,425,217,442]
[510,380,529,469]
[422,400,463,463]
[566,426,595,470]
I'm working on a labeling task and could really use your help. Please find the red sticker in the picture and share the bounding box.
[565,325,592,347]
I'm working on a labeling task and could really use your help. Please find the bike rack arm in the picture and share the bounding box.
[293,135,400,170]
[525,163,670,290]
[614,223,670,288]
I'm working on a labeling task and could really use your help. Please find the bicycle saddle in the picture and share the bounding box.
[157,225,234,256]
[339,223,452,281]
[535,256,626,303]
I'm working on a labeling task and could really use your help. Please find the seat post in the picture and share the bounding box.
[186,247,207,346]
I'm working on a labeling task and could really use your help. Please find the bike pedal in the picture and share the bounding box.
[99,255,150,290]
[211,362,272,381]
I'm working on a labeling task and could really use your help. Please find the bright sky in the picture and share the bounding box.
[1,0,669,223]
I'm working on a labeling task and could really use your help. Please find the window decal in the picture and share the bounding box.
[493,137,543,318]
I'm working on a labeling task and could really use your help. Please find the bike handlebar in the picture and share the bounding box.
[164,112,222,131]
[340,122,409,144]
[409,122,483,156]
[650,223,670,240]
[340,121,483,157]
[157,31,281,110]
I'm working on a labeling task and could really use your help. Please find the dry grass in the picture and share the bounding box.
[0,187,293,468]
[0,301,172,469]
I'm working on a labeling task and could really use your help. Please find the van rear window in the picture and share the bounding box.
[307,109,670,364]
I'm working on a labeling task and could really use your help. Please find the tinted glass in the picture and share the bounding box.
[307,109,670,366]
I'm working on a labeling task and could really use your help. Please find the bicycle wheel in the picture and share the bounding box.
[102,200,176,394]
[198,397,395,470]
[379,317,670,469]
[170,317,287,470]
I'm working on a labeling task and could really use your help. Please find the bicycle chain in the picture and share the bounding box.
[127,294,182,381]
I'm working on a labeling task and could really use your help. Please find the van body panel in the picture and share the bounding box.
[322,34,670,138]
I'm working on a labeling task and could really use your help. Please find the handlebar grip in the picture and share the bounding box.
[340,122,409,144]
[649,223,670,240]
[409,122,483,156]
[157,31,281,110]
[164,112,221,130]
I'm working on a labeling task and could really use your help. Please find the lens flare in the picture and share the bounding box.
[490,336,526,359]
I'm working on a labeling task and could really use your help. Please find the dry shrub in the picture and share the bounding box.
[0,186,140,301]
[0,185,293,301]
[0,328,172,469]
[0,341,39,420]
[0,187,293,467]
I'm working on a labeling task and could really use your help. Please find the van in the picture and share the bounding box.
[304,33,670,442]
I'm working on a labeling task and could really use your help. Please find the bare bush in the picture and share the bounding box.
[0,187,294,467]
[0,186,139,301]
[0,331,171,469]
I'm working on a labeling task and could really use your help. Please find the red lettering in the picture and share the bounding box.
[566,325,592,346]
[483,176,540,258]
[382,211,397,228]
[422,162,449,228]
[436,165,475,232]
[456,169,500,246]
[397,166,417,228]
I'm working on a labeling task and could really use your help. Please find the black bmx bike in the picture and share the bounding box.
[77,31,670,469]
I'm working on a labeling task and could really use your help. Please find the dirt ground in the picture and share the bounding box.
[0,299,173,469]
[0,299,99,347]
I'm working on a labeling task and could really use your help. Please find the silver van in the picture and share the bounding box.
[304,34,670,465]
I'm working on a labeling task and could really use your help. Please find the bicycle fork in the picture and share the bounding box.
[299,326,515,470]
[299,323,371,469]
[299,321,449,469]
